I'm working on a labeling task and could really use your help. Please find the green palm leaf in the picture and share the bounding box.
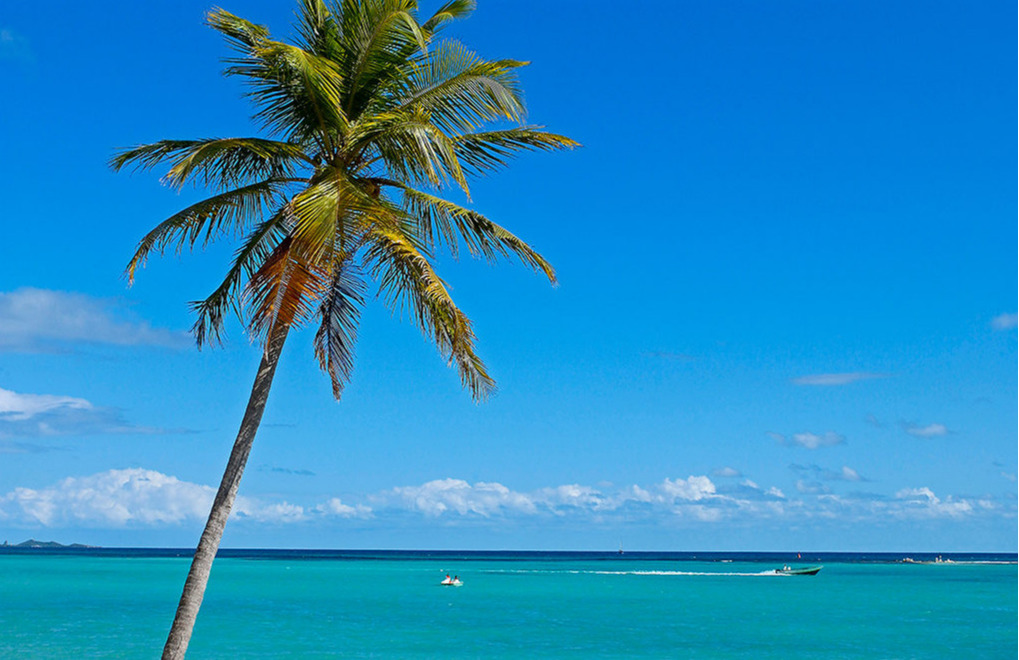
[397,184,555,282]
[365,223,494,399]
[313,255,367,398]
[399,42,526,132]
[454,126,579,176]
[190,209,290,346]
[336,0,428,116]
[353,112,469,191]
[111,138,308,190]
[210,9,351,144]
[421,0,476,33]
[125,179,290,284]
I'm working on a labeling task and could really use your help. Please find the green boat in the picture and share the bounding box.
[774,565,823,576]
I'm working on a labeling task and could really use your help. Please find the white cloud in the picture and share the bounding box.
[0,468,319,527]
[685,505,724,522]
[796,480,831,495]
[235,499,307,523]
[0,388,91,421]
[0,288,189,353]
[792,372,887,386]
[0,387,156,437]
[0,471,1004,532]
[627,484,653,503]
[378,478,537,517]
[903,423,948,438]
[838,466,863,482]
[660,475,716,502]
[316,498,372,518]
[371,476,728,520]
[537,484,611,511]
[713,466,741,478]
[991,313,1018,330]
[774,431,846,449]
[792,432,845,449]
[894,487,973,518]
[897,487,935,499]
[2,468,214,526]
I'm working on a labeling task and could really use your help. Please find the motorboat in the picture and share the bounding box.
[774,565,822,576]
[440,576,463,586]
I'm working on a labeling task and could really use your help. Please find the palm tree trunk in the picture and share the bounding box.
[162,322,290,660]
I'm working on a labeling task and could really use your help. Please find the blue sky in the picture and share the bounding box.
[0,0,1015,552]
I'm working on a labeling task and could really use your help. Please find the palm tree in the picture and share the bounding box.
[112,1,574,657]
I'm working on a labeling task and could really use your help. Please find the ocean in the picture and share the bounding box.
[1,549,1015,658]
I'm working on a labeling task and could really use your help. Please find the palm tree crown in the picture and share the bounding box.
[113,3,574,657]
[113,0,575,399]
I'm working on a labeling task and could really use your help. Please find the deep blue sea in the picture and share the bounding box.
[1,549,1015,658]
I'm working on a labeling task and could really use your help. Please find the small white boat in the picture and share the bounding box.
[440,576,463,586]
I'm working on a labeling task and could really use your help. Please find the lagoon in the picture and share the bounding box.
[1,550,1015,658]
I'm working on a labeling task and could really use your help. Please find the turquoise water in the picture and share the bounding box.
[1,552,1015,658]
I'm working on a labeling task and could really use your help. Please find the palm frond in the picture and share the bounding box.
[353,113,468,192]
[295,0,341,58]
[421,0,475,33]
[210,9,350,143]
[245,235,326,341]
[313,255,367,398]
[190,209,291,346]
[337,0,428,119]
[454,126,578,176]
[111,138,308,191]
[125,179,289,284]
[397,185,556,283]
[365,224,494,400]
[205,8,270,47]
[121,0,572,402]
[287,168,396,264]
[399,42,526,133]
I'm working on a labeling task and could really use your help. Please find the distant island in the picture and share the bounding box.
[1,539,99,549]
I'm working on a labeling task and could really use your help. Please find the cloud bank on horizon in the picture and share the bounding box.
[0,468,1002,531]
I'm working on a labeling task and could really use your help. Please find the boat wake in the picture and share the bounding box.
[586,569,783,577]
[485,569,782,577]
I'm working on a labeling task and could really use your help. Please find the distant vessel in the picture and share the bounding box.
[902,555,953,565]
[774,565,822,576]
[440,576,463,586]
